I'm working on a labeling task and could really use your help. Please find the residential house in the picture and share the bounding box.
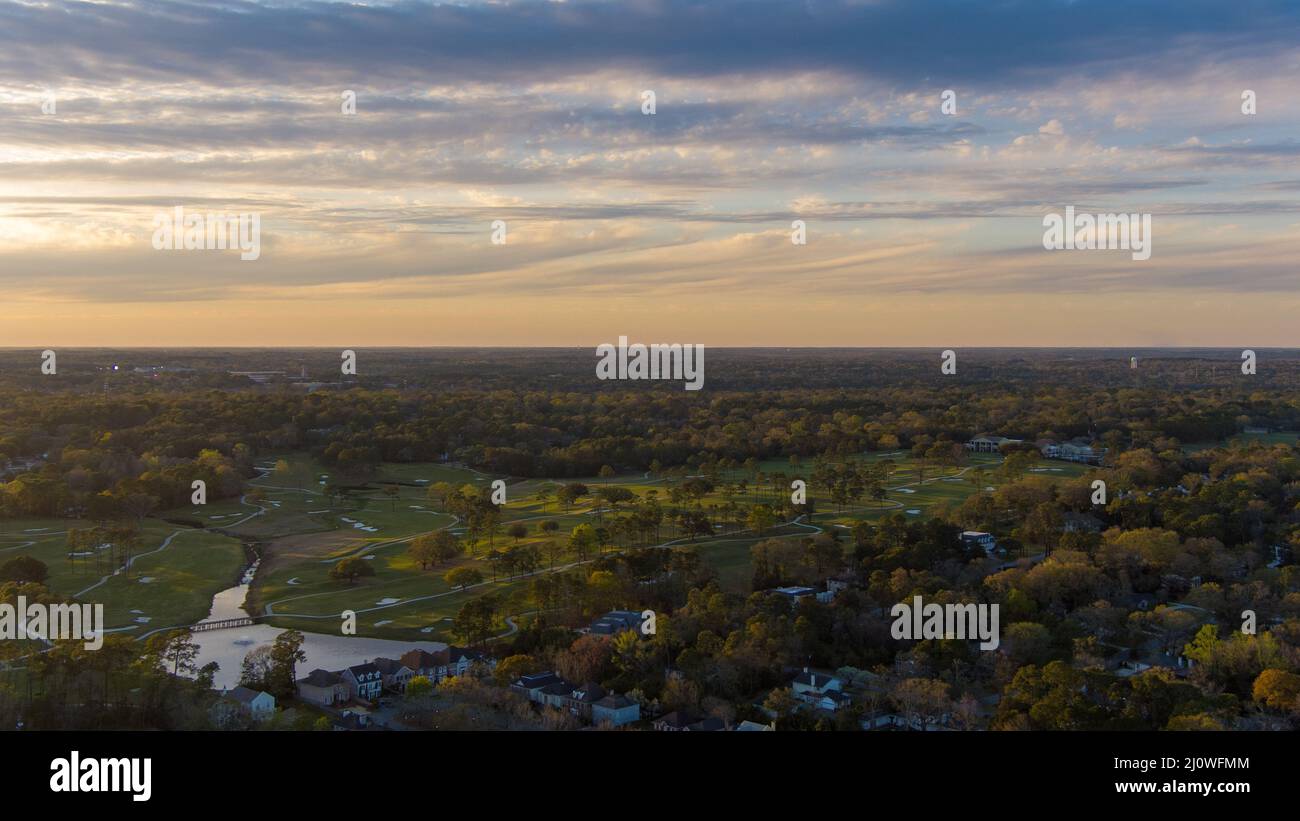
[296,668,349,707]
[538,680,578,710]
[770,586,817,607]
[400,648,450,683]
[958,531,997,556]
[590,610,646,635]
[342,662,383,702]
[224,686,276,721]
[735,720,775,732]
[372,657,415,693]
[685,717,726,731]
[792,670,847,711]
[652,711,699,731]
[564,682,606,720]
[1044,438,1106,465]
[965,435,1022,453]
[591,694,640,727]
[510,671,565,703]
[447,646,494,677]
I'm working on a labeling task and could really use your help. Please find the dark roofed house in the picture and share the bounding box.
[686,716,726,731]
[372,657,415,692]
[511,671,564,703]
[652,711,699,732]
[447,646,495,677]
[592,694,640,727]
[211,685,276,725]
[565,682,607,719]
[590,610,645,635]
[538,680,577,709]
[342,662,383,702]
[400,648,450,681]
[296,668,348,707]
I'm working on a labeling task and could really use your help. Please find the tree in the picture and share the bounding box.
[406,675,434,698]
[0,555,48,584]
[444,566,483,590]
[569,523,597,562]
[453,595,499,647]
[330,556,374,585]
[556,634,613,684]
[763,687,797,724]
[428,481,454,510]
[408,534,440,569]
[747,505,779,536]
[1252,669,1300,713]
[493,654,539,686]
[161,629,200,677]
[556,483,588,510]
[893,677,951,731]
[507,523,528,543]
[268,630,307,700]
[383,483,401,511]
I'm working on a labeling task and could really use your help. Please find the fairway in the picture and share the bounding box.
[0,450,1096,640]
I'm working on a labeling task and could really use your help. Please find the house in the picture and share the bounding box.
[792,670,843,699]
[590,610,646,635]
[735,720,775,732]
[224,686,276,721]
[510,671,565,703]
[965,435,1022,453]
[210,686,276,726]
[959,531,997,556]
[446,646,494,677]
[296,668,349,707]
[810,691,851,712]
[372,657,415,693]
[332,709,372,731]
[564,682,607,720]
[685,717,726,731]
[400,648,450,682]
[770,586,817,607]
[1045,438,1106,465]
[591,694,640,727]
[538,680,579,710]
[396,646,492,683]
[792,670,847,710]
[652,711,699,731]
[342,662,383,702]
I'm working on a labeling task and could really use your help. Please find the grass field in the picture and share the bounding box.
[0,517,246,632]
[0,449,1098,641]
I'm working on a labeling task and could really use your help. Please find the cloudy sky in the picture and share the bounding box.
[2,0,1299,346]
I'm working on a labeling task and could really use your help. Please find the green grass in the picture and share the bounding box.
[0,517,245,632]
[0,449,1104,640]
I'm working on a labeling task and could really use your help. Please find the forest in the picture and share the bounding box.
[1,348,1298,730]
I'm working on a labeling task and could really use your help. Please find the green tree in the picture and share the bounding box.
[330,556,374,585]
[444,566,483,590]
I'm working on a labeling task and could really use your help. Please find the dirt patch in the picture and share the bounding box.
[256,529,365,577]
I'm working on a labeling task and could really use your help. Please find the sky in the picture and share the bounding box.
[1,0,1299,347]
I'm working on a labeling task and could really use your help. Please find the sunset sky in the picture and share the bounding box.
[2,0,1299,347]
